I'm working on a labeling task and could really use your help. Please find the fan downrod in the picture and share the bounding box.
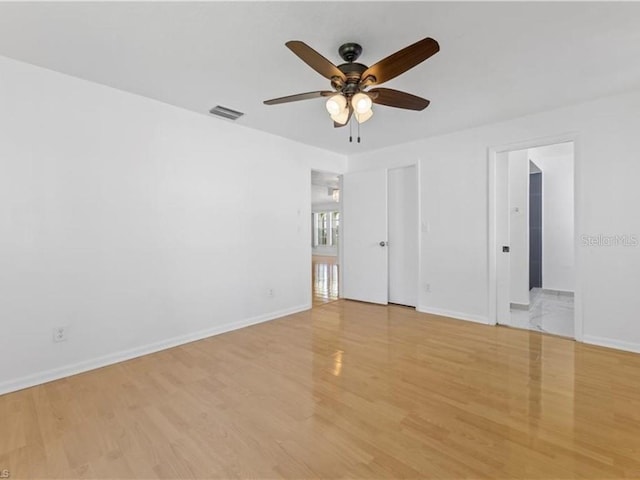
[338,43,363,63]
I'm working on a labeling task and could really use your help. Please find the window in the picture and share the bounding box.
[331,211,340,246]
[313,211,339,247]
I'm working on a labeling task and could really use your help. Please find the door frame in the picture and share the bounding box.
[309,168,344,304]
[487,133,583,341]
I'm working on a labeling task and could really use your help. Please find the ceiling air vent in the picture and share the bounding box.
[209,105,244,121]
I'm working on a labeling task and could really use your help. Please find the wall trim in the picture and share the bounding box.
[0,303,311,396]
[583,335,640,355]
[417,305,490,325]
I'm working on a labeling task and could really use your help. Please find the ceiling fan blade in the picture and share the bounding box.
[368,88,430,111]
[263,91,335,105]
[286,41,347,82]
[361,37,439,86]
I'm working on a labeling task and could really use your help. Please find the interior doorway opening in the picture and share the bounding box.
[311,170,341,307]
[495,141,575,338]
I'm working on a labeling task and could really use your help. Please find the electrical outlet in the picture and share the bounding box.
[424,284,431,293]
[53,326,68,343]
[267,288,275,298]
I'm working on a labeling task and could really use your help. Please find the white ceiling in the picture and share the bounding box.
[312,184,340,207]
[311,170,340,189]
[1,2,639,155]
[311,170,340,206]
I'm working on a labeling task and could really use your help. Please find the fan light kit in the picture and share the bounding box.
[327,92,373,126]
[264,37,439,143]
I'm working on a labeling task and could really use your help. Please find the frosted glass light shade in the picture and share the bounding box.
[354,108,373,124]
[330,108,350,125]
[325,95,347,115]
[351,93,372,114]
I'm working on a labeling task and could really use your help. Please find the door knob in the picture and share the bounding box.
[379,241,387,247]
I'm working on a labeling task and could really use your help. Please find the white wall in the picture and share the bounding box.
[348,88,640,352]
[0,56,346,394]
[508,149,530,305]
[528,145,575,292]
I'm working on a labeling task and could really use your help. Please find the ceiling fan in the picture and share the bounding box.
[263,37,440,131]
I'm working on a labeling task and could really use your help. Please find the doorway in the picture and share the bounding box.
[342,165,419,307]
[493,141,576,338]
[311,170,341,307]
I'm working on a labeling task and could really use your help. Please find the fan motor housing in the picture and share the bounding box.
[337,63,367,76]
[333,62,368,93]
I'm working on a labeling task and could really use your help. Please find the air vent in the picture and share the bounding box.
[209,105,244,121]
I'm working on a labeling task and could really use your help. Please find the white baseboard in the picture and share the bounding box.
[541,288,574,297]
[417,306,490,325]
[582,335,640,354]
[0,303,311,396]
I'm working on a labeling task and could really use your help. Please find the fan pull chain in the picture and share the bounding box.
[357,120,361,143]
[349,117,353,143]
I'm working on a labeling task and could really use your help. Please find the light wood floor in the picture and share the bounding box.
[2,300,640,479]
[312,255,338,307]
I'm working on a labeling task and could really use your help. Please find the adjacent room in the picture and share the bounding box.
[2,2,640,479]
[310,170,340,306]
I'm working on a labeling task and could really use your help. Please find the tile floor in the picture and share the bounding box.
[509,288,574,338]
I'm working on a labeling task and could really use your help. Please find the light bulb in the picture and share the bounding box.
[351,93,372,114]
[355,108,373,124]
[325,95,346,116]
[330,108,350,125]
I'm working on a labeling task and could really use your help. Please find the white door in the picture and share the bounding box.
[495,152,511,324]
[388,166,418,307]
[342,169,388,304]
